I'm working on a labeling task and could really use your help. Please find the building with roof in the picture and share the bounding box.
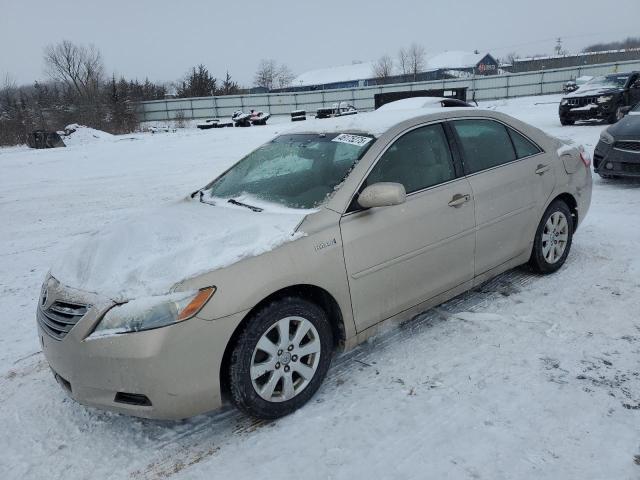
[506,48,640,73]
[279,51,499,92]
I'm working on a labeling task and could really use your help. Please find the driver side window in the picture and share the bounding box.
[365,123,455,194]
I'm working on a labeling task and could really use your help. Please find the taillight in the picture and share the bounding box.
[578,146,591,167]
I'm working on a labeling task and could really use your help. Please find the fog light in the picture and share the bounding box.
[605,162,613,170]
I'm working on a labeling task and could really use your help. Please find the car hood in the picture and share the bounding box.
[564,86,620,98]
[608,113,640,138]
[50,198,309,302]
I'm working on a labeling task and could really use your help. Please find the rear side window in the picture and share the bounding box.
[508,128,542,158]
[365,124,455,194]
[452,119,516,174]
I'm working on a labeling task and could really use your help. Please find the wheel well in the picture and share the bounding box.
[552,193,579,230]
[219,285,346,398]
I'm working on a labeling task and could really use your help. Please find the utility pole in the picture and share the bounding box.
[555,37,563,56]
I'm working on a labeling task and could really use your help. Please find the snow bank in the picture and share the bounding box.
[50,198,308,300]
[61,124,114,147]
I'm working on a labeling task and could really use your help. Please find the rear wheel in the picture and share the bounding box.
[229,297,333,419]
[528,201,574,274]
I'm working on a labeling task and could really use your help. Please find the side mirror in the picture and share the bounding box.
[357,182,406,209]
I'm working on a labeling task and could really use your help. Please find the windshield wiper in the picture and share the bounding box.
[196,189,216,206]
[227,198,263,212]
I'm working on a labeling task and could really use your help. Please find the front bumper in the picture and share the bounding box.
[593,140,640,177]
[559,103,614,121]
[38,301,246,420]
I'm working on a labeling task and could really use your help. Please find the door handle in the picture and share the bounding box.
[448,193,471,208]
[535,164,550,175]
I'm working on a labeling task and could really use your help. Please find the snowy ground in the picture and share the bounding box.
[1,94,639,479]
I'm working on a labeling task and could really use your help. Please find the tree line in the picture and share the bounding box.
[0,40,248,146]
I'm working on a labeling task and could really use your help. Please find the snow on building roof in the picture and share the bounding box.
[292,62,377,87]
[425,51,488,70]
[292,51,493,88]
[515,47,640,63]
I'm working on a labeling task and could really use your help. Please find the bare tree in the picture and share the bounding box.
[254,60,295,90]
[504,52,519,65]
[254,59,278,90]
[407,43,425,81]
[275,64,295,89]
[44,40,104,102]
[373,55,394,82]
[398,48,409,77]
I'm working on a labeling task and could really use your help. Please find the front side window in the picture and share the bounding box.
[207,133,373,209]
[364,124,455,194]
[452,119,516,174]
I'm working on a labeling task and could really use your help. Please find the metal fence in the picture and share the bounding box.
[136,59,640,122]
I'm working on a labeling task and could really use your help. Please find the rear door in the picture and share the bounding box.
[339,123,476,331]
[449,118,554,276]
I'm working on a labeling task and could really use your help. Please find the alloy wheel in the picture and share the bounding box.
[250,316,321,402]
[541,211,569,264]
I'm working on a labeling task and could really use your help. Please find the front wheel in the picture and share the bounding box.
[528,201,574,274]
[229,297,333,419]
[607,106,624,124]
[560,116,574,126]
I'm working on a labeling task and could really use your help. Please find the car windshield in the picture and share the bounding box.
[584,74,629,89]
[205,133,374,209]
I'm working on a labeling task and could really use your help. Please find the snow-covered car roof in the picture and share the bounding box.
[277,101,475,137]
[376,97,472,111]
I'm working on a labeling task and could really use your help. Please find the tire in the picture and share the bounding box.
[528,200,574,274]
[229,297,333,419]
[598,173,616,179]
[607,106,624,124]
[560,116,574,126]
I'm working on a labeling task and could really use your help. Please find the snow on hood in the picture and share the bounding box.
[50,198,309,301]
[564,85,619,98]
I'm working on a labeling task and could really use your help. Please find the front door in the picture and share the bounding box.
[340,123,476,332]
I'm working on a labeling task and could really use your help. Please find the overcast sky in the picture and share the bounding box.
[1,0,639,87]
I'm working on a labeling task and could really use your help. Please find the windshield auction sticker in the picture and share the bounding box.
[332,133,372,147]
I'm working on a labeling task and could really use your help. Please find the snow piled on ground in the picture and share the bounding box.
[0,94,639,480]
[61,124,114,146]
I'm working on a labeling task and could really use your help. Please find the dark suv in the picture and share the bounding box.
[559,72,640,125]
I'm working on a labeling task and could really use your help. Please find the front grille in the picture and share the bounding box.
[565,96,598,107]
[38,300,89,340]
[620,163,640,174]
[614,140,640,153]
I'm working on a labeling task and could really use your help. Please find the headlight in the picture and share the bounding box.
[597,95,613,104]
[90,287,215,337]
[599,131,615,145]
[561,99,569,106]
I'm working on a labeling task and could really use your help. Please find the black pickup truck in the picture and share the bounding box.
[559,71,640,125]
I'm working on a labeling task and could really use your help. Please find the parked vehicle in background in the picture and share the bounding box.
[559,71,640,125]
[316,102,357,119]
[563,80,578,93]
[594,102,640,178]
[38,107,591,421]
[563,76,594,94]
